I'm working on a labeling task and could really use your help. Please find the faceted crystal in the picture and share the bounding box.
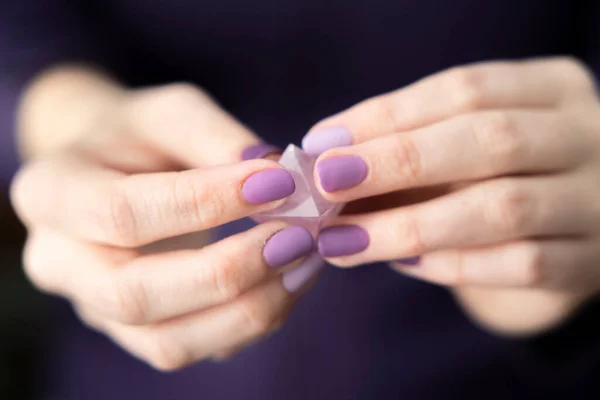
[253,144,344,236]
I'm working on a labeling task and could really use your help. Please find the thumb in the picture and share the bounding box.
[126,83,279,167]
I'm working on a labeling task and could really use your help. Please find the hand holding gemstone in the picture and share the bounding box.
[253,144,344,236]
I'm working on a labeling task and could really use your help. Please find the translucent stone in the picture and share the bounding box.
[253,144,344,236]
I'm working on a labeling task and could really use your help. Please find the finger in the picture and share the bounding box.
[24,224,321,326]
[12,153,296,246]
[125,83,270,166]
[89,223,315,325]
[210,253,324,362]
[302,57,596,155]
[88,277,297,371]
[313,110,589,200]
[317,176,594,266]
[390,239,600,289]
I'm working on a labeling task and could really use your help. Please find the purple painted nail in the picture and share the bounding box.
[395,256,421,266]
[302,126,353,156]
[317,225,369,257]
[317,155,368,193]
[242,169,295,204]
[263,226,314,268]
[241,144,282,161]
[282,252,324,292]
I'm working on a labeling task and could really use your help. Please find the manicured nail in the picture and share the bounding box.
[395,256,421,266]
[242,169,295,204]
[282,252,324,292]
[241,144,282,161]
[263,226,314,268]
[317,225,369,257]
[317,155,368,193]
[302,126,353,156]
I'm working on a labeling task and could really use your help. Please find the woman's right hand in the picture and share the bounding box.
[10,79,321,370]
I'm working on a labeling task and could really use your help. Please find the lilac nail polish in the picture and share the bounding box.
[282,252,324,292]
[242,169,295,204]
[241,144,282,161]
[395,256,421,266]
[263,226,314,268]
[317,155,368,193]
[302,126,353,156]
[317,225,369,257]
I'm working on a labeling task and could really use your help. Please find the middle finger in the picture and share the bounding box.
[29,222,318,325]
[317,175,594,265]
[313,110,588,201]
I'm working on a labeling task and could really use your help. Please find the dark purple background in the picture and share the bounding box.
[1,0,600,398]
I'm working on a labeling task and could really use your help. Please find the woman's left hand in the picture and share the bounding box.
[302,57,600,336]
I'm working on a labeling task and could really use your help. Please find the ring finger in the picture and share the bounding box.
[390,238,600,289]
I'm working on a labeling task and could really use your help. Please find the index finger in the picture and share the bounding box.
[302,57,596,155]
[12,152,296,247]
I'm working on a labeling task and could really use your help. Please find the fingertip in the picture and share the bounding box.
[241,143,282,161]
[282,252,324,292]
[315,155,368,194]
[263,226,314,269]
[241,167,296,205]
[317,225,370,258]
[301,126,353,157]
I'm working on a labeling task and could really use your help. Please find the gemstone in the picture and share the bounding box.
[252,144,344,236]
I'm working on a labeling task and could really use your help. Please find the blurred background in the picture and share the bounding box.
[2,1,600,399]
[0,193,44,399]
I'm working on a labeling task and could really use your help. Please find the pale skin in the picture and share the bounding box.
[310,57,600,336]
[12,67,309,370]
[10,57,600,370]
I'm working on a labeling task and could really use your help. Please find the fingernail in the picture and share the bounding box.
[241,144,282,161]
[302,126,353,156]
[317,225,369,257]
[282,252,324,292]
[263,226,314,268]
[317,155,368,193]
[395,256,421,266]
[242,169,295,204]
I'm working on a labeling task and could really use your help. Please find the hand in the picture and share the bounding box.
[303,57,600,335]
[11,81,321,370]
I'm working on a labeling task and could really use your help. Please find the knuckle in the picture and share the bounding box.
[236,297,279,337]
[97,273,149,325]
[473,112,525,170]
[392,137,422,184]
[399,213,427,255]
[363,97,400,132]
[145,332,192,372]
[96,185,139,247]
[444,67,487,111]
[518,243,544,286]
[482,182,531,235]
[172,173,228,229]
[450,251,468,286]
[208,253,246,302]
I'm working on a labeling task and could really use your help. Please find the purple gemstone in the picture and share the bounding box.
[253,144,344,236]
